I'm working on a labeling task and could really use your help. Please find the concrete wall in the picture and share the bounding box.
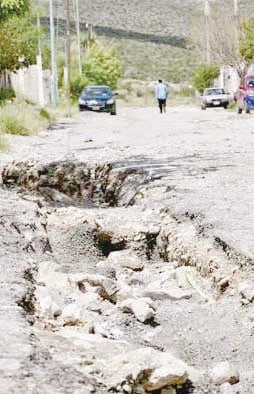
[10,65,51,106]
[218,64,254,95]
[217,66,240,95]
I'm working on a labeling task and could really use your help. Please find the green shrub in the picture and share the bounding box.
[0,101,51,136]
[0,117,29,135]
[0,13,38,74]
[0,88,15,102]
[82,41,122,89]
[228,100,237,110]
[193,65,220,93]
[39,108,51,121]
[177,86,195,97]
[240,18,254,64]
[71,39,122,98]
[70,73,90,99]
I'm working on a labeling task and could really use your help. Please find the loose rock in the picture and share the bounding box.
[119,298,155,322]
[106,348,188,391]
[238,281,254,304]
[210,361,239,385]
[107,249,144,271]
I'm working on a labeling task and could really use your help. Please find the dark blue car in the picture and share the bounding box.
[245,93,254,112]
[78,85,116,115]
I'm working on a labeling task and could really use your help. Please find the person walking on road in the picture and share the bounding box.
[155,79,169,113]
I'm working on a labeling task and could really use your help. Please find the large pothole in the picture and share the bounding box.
[1,160,151,208]
[1,160,254,393]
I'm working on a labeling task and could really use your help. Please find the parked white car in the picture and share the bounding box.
[201,88,231,110]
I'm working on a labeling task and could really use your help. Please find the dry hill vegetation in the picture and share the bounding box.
[39,0,202,82]
[38,0,254,82]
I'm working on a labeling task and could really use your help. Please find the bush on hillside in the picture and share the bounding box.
[71,39,122,98]
[193,65,220,93]
[177,86,195,97]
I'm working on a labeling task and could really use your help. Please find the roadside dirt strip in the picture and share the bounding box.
[0,106,254,393]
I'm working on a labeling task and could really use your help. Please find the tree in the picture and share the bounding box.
[240,18,254,65]
[71,39,122,98]
[82,41,122,89]
[193,64,220,93]
[189,0,245,76]
[0,13,38,73]
[0,0,30,20]
[0,0,36,76]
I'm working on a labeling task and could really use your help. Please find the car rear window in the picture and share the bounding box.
[205,89,224,95]
[85,88,110,96]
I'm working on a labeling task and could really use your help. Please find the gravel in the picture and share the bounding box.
[1,105,254,393]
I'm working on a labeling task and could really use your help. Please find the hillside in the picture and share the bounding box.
[38,0,254,82]
[42,0,202,37]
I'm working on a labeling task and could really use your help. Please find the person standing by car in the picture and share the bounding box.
[155,79,169,113]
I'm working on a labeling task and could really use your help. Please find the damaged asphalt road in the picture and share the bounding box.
[0,106,254,393]
[1,106,254,260]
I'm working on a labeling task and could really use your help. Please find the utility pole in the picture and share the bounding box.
[86,23,93,52]
[233,0,238,17]
[37,14,45,107]
[74,0,82,75]
[49,0,58,106]
[204,0,211,64]
[233,0,239,42]
[66,0,71,114]
[88,23,93,47]
[233,0,239,36]
[233,0,243,81]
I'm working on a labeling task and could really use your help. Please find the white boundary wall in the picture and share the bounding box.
[217,66,240,95]
[10,65,51,106]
